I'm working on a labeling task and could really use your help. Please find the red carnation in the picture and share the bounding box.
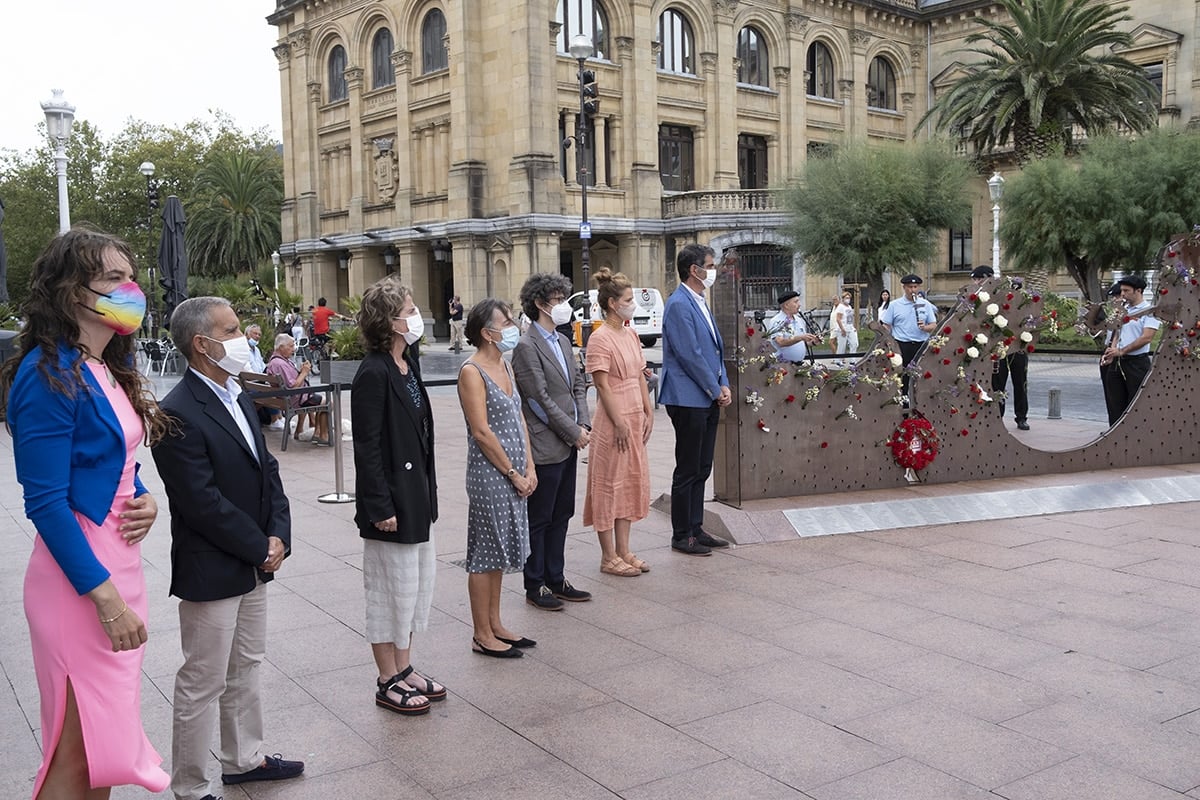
[968,293,978,302]
[969,411,978,419]
[1006,293,1014,301]
[961,429,969,436]
[931,347,941,354]
[1026,345,1035,353]
[950,407,958,414]
[964,334,974,342]
[785,394,795,403]
[991,354,999,361]
[942,326,952,335]
[746,326,756,337]
[1050,310,1057,318]
[942,358,951,365]
[956,347,965,354]
[1032,295,1041,302]
[1188,331,1196,338]
[1002,303,1010,310]
[923,371,933,379]
[1160,288,1170,296]
[820,442,828,448]
[1123,316,1132,323]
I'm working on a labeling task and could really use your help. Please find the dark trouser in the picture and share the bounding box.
[1103,354,1151,426]
[992,351,1029,423]
[523,450,577,593]
[1100,361,1115,423]
[667,402,720,541]
[897,339,926,397]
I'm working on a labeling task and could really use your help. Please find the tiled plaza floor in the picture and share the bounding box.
[3,387,1200,799]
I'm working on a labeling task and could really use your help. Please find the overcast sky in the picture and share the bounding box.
[0,0,283,155]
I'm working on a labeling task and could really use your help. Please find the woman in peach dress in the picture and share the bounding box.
[3,230,170,799]
[584,268,654,577]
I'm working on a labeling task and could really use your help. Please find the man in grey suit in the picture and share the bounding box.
[513,273,593,610]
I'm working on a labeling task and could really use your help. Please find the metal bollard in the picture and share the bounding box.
[318,384,355,503]
[1047,387,1062,420]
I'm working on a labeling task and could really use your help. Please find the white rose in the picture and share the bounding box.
[889,353,903,367]
[1020,331,1033,343]
[993,315,1008,328]
[975,333,988,345]
[966,346,980,359]
[985,303,999,316]
[976,291,990,303]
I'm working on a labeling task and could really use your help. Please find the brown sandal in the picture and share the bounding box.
[601,556,641,577]
[620,553,650,573]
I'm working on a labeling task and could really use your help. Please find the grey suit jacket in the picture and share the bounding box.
[512,324,591,465]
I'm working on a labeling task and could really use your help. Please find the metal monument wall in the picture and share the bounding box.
[713,231,1200,506]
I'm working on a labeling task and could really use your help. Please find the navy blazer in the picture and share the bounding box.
[152,370,291,602]
[659,285,729,408]
[9,343,149,595]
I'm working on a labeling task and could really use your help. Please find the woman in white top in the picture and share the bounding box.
[833,290,858,355]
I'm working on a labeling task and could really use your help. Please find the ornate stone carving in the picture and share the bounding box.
[712,0,738,17]
[838,78,855,96]
[901,92,915,112]
[345,66,364,91]
[773,65,791,83]
[273,43,290,64]
[651,40,662,68]
[616,36,634,58]
[786,12,810,35]
[372,138,399,202]
[909,44,926,67]
[288,30,309,54]
[700,51,719,73]
[307,81,322,104]
[850,30,871,47]
[391,49,412,72]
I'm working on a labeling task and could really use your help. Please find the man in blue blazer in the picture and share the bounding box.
[660,243,732,556]
[152,297,303,800]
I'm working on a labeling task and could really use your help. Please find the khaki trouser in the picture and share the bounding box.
[450,319,465,349]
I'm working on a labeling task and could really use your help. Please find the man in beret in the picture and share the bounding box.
[879,274,938,397]
[1101,275,1159,425]
[970,266,1029,430]
[767,290,821,362]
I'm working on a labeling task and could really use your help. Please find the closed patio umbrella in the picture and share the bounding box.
[157,195,188,330]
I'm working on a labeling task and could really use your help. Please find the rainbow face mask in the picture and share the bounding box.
[83,281,146,336]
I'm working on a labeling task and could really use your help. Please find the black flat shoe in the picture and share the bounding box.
[497,635,537,648]
[472,637,523,658]
[695,530,729,548]
[671,536,712,556]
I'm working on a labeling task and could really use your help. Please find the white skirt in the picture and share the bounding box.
[363,535,437,645]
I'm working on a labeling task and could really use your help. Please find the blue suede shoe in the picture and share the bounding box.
[222,753,305,785]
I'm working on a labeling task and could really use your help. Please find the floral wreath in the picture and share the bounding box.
[886,415,940,471]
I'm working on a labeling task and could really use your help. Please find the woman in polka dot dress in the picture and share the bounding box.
[457,298,537,658]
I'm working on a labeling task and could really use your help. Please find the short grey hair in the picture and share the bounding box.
[274,333,295,350]
[244,323,262,336]
[170,297,231,361]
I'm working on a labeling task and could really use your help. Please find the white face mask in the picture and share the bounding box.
[396,308,425,345]
[549,301,573,326]
[697,265,716,289]
[204,335,252,375]
[616,302,636,321]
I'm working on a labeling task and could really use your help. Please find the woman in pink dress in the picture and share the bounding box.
[2,229,171,798]
[583,268,654,577]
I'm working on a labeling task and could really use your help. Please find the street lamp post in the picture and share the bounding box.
[568,33,595,345]
[271,250,281,326]
[140,162,160,337]
[40,89,76,234]
[988,170,1005,278]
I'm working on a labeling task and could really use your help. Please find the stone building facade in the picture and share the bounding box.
[267,0,1197,334]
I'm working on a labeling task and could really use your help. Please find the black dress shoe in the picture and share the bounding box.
[1017,421,1030,430]
[222,753,305,785]
[695,530,729,548]
[472,637,524,657]
[497,635,537,648]
[671,536,712,556]
[199,795,223,800]
[526,585,565,611]
[550,579,592,602]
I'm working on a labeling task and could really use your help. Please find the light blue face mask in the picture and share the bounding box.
[491,325,520,352]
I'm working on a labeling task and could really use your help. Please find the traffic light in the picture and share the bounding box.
[579,68,599,117]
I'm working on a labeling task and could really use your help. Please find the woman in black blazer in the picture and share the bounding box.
[351,276,445,716]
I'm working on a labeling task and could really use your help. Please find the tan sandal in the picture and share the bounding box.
[601,556,640,577]
[620,553,650,573]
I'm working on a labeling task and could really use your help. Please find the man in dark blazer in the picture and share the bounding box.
[513,273,593,610]
[152,297,303,800]
[660,243,732,556]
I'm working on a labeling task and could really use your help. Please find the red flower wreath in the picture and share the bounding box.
[886,416,941,471]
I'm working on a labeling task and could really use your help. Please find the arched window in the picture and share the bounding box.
[328,45,348,102]
[867,56,897,110]
[658,8,694,75]
[556,0,609,61]
[736,26,768,87]
[806,42,834,99]
[371,28,395,89]
[421,8,448,74]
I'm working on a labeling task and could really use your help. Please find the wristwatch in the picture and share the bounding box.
[506,467,517,478]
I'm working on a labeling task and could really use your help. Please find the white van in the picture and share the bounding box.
[568,287,665,347]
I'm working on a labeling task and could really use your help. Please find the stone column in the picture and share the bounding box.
[773,66,793,179]
[390,49,414,225]
[785,12,811,162]
[344,66,366,229]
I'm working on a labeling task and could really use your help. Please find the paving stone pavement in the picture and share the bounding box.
[3,380,1200,800]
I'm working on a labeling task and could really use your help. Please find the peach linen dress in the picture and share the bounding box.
[23,363,168,796]
[583,324,651,530]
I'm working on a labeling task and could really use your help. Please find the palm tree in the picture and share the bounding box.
[186,149,283,276]
[923,0,1158,164]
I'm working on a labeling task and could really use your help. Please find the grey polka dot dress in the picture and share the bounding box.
[460,361,530,574]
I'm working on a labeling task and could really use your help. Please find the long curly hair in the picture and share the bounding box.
[0,228,169,445]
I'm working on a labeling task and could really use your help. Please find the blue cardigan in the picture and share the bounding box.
[9,343,147,594]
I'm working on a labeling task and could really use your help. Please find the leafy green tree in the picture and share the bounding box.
[185,149,283,277]
[923,0,1158,164]
[783,139,972,303]
[1001,129,1200,300]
